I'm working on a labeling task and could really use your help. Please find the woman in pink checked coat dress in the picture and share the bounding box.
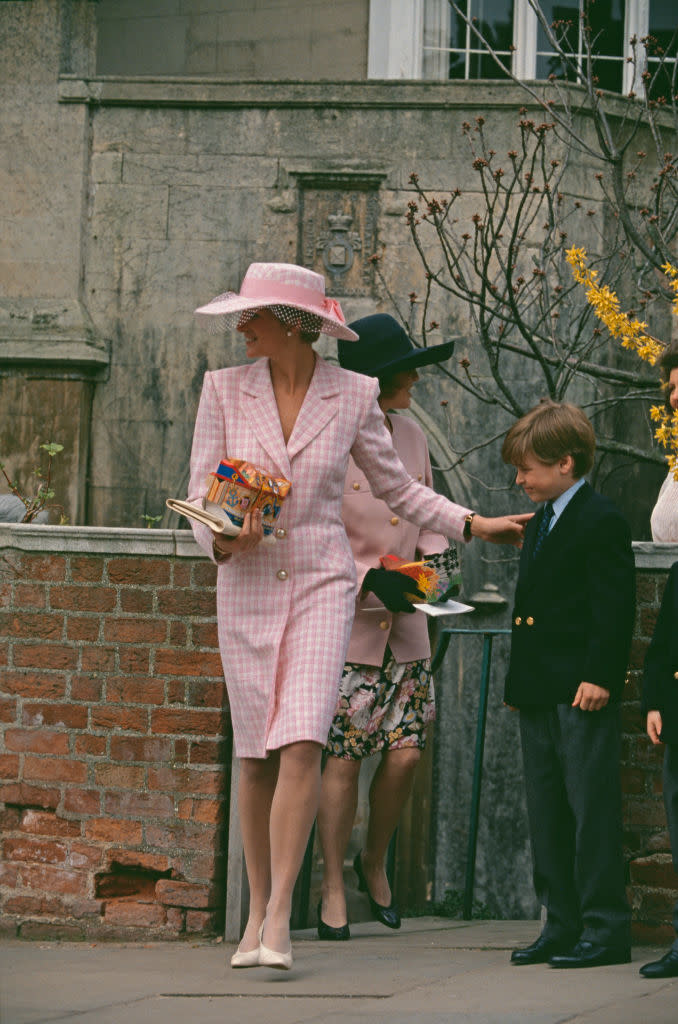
[187,262,529,969]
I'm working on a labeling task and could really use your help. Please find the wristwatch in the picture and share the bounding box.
[463,512,476,540]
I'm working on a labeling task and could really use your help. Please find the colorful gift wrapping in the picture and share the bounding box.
[379,547,462,604]
[204,458,291,538]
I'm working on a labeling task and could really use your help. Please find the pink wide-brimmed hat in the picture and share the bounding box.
[194,262,359,341]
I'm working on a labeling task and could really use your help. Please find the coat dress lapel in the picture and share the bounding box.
[240,358,291,478]
[286,356,340,460]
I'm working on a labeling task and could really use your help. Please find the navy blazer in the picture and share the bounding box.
[504,482,635,707]
[642,562,678,746]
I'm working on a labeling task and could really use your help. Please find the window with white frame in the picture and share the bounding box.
[369,0,677,93]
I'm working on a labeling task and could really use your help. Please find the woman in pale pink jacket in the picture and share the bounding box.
[188,264,530,970]
[317,314,457,939]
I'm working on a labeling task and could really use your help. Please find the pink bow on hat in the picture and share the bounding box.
[323,297,347,324]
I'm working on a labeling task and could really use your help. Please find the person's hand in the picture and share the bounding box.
[647,710,663,745]
[362,567,424,614]
[572,681,609,711]
[470,513,533,547]
[213,509,264,561]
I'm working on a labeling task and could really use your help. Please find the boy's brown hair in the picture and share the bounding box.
[501,399,596,478]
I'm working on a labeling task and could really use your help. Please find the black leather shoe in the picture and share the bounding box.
[549,940,631,968]
[639,948,678,978]
[353,852,401,929]
[316,901,350,941]
[510,934,575,965]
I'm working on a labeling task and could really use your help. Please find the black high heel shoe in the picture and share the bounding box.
[353,851,401,930]
[316,901,350,941]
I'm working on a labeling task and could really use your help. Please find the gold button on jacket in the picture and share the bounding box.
[390,516,399,526]
[514,616,522,626]
[526,616,535,626]
[379,620,389,630]
[275,527,287,539]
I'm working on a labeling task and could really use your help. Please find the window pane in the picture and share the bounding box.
[449,0,469,50]
[587,0,624,59]
[583,56,622,92]
[537,2,580,55]
[474,0,514,52]
[470,50,513,78]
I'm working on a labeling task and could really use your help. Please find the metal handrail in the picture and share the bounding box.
[435,627,511,918]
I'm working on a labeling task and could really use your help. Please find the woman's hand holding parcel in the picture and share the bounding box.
[213,509,264,561]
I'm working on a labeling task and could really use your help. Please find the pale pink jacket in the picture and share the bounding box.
[343,413,448,667]
[187,356,470,758]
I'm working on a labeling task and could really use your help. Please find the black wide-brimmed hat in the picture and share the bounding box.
[338,314,454,378]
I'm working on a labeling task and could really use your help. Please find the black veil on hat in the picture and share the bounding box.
[338,314,454,377]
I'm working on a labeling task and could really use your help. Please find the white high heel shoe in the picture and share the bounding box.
[230,931,262,968]
[258,922,293,970]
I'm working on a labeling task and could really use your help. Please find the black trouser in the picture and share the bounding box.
[663,744,678,949]
[519,703,630,948]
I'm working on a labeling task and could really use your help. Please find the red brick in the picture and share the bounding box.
[629,855,678,888]
[638,890,678,919]
[174,739,189,761]
[69,842,104,869]
[71,556,105,582]
[151,707,223,736]
[104,899,167,927]
[81,645,116,672]
[109,850,170,872]
[172,563,192,587]
[183,850,222,879]
[94,763,145,789]
[20,810,81,838]
[189,739,228,765]
[63,788,101,815]
[4,837,68,864]
[84,818,144,844]
[14,584,47,607]
[0,863,19,887]
[177,798,223,825]
[13,645,77,671]
[70,676,104,702]
[166,906,185,932]
[2,671,67,699]
[107,558,170,586]
[103,619,167,644]
[22,702,88,729]
[2,612,64,639]
[148,766,222,796]
[118,647,150,674]
[155,879,215,909]
[89,706,149,732]
[109,736,171,763]
[155,649,223,678]
[0,753,20,778]
[1,806,22,830]
[0,695,17,723]
[74,734,107,756]
[17,555,67,582]
[4,894,67,916]
[106,676,165,705]
[144,822,214,851]
[20,863,87,896]
[158,589,216,617]
[187,680,223,708]
[23,756,88,784]
[631,921,675,944]
[0,781,60,810]
[4,729,70,755]
[69,897,105,919]
[639,607,659,637]
[191,562,217,587]
[120,589,155,613]
[620,766,646,796]
[623,797,668,827]
[19,922,86,940]
[168,620,188,645]
[103,791,173,818]
[185,909,217,933]
[192,622,219,647]
[50,586,116,613]
[636,575,659,604]
[167,680,185,704]
[66,618,101,642]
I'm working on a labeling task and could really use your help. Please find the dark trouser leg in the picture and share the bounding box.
[519,708,581,943]
[557,703,630,947]
[663,744,678,950]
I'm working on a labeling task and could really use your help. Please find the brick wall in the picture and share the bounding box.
[2,529,678,941]
[623,547,678,943]
[0,525,229,940]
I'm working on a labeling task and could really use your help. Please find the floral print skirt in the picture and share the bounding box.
[325,647,435,760]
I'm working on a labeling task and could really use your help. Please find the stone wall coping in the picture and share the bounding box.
[1,523,676,567]
[56,76,629,114]
[0,523,204,559]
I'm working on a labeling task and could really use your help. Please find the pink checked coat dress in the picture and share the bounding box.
[188,355,470,758]
[343,414,448,667]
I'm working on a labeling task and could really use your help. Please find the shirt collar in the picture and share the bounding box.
[550,477,586,526]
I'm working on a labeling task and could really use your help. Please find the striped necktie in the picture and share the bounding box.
[532,501,554,559]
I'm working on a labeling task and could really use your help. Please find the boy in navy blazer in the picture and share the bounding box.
[502,400,635,968]
[640,561,678,978]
